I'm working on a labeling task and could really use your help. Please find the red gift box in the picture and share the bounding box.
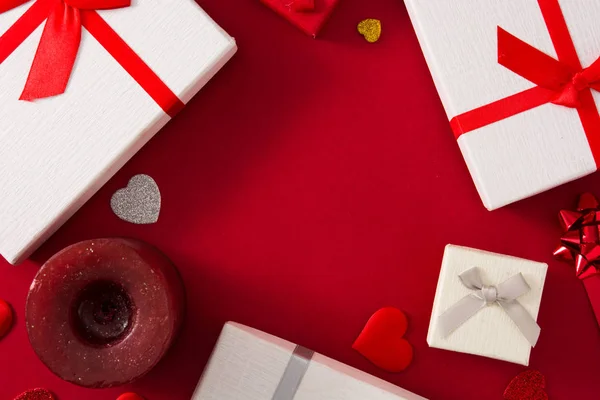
[260,0,339,37]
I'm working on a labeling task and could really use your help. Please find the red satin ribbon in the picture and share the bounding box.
[0,0,184,117]
[450,0,600,166]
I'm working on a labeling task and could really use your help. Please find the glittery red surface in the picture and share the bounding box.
[26,239,185,388]
[13,389,55,400]
[504,370,548,400]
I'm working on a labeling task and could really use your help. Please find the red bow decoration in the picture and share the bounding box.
[2,0,130,100]
[498,27,600,109]
[450,0,600,166]
[0,0,184,116]
[553,193,600,328]
[554,193,600,280]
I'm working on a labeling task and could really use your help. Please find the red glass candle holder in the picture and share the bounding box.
[26,238,185,388]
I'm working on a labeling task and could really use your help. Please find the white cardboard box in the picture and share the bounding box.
[0,0,236,264]
[404,0,600,210]
[192,322,426,400]
[427,245,548,366]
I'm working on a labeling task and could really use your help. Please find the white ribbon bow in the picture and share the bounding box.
[438,267,541,347]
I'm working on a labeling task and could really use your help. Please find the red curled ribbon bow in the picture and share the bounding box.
[554,193,600,280]
[0,0,184,116]
[554,193,600,327]
[450,0,600,166]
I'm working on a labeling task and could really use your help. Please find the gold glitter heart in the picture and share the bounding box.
[358,19,381,43]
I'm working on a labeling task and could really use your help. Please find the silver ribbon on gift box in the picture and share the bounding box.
[438,267,541,346]
[272,345,315,400]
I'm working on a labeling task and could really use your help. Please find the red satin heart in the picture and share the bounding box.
[504,370,548,400]
[0,299,13,339]
[352,307,413,372]
[117,393,144,400]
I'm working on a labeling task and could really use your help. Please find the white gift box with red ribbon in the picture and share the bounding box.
[404,0,600,210]
[0,0,236,264]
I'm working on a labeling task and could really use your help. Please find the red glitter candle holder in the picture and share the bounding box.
[26,238,185,388]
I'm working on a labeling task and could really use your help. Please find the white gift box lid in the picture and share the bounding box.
[0,0,236,264]
[192,322,427,400]
[404,0,600,210]
[427,245,548,366]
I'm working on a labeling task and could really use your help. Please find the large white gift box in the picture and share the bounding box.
[192,322,426,400]
[427,245,548,366]
[404,0,600,210]
[0,0,236,264]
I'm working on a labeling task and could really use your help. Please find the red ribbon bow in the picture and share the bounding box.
[498,27,600,109]
[0,0,184,116]
[554,193,600,280]
[2,0,130,100]
[450,0,600,166]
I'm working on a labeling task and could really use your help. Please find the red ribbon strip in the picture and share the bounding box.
[0,0,184,117]
[450,0,600,167]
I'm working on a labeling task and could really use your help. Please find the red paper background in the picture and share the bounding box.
[1,0,599,399]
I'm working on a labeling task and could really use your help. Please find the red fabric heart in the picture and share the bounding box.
[504,370,548,400]
[0,299,13,339]
[117,393,144,400]
[352,307,413,372]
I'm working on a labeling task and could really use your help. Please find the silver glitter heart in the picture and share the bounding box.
[110,174,161,224]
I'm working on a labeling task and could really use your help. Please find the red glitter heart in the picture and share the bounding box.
[13,388,55,400]
[0,299,13,339]
[504,370,548,400]
[352,307,413,372]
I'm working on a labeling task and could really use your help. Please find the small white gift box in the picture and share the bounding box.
[0,0,236,264]
[404,0,600,210]
[192,322,426,400]
[427,245,548,366]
